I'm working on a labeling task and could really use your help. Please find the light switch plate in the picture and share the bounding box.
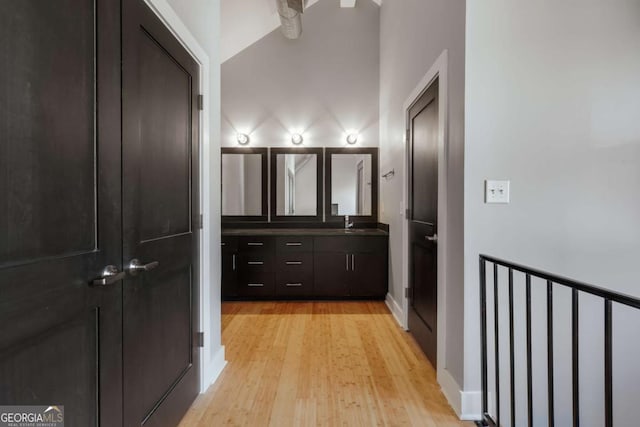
[485,180,510,204]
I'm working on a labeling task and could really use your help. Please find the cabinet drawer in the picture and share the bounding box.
[275,236,313,253]
[314,236,387,253]
[238,236,275,252]
[238,254,274,273]
[238,272,275,297]
[275,272,314,297]
[275,253,313,274]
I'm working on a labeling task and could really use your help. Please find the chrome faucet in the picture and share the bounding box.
[345,215,354,230]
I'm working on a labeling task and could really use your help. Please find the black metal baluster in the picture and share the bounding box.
[509,268,515,427]
[494,264,501,426]
[605,299,613,427]
[547,281,555,427]
[526,274,533,427]
[480,258,488,422]
[572,289,580,427]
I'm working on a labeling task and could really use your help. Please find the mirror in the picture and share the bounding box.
[221,148,268,219]
[326,148,378,221]
[271,148,323,221]
[330,153,372,216]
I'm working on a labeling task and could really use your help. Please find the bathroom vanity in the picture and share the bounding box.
[222,228,388,300]
[221,146,388,300]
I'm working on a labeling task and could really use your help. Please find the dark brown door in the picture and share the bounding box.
[0,0,123,425]
[122,0,200,426]
[408,78,439,368]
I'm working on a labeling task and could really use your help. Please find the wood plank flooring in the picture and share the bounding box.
[179,301,471,427]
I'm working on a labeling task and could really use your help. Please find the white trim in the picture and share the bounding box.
[438,368,462,417]
[204,345,227,390]
[143,0,225,393]
[401,49,451,402]
[460,390,483,421]
[385,292,404,328]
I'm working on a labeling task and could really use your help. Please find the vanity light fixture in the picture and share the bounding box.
[291,133,304,145]
[346,133,359,145]
[236,133,250,145]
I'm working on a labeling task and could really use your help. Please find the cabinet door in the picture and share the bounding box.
[350,253,388,297]
[221,251,237,298]
[314,252,349,297]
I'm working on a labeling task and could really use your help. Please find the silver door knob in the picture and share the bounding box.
[92,265,126,286]
[425,234,438,243]
[128,259,159,276]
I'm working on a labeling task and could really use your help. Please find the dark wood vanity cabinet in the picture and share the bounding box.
[313,236,388,298]
[221,236,238,297]
[222,232,388,300]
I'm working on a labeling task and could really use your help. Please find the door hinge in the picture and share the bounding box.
[405,209,410,220]
[405,287,409,298]
[196,332,204,347]
[196,213,203,230]
[405,129,410,142]
[197,94,204,111]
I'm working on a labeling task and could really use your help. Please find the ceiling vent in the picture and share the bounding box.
[277,0,304,39]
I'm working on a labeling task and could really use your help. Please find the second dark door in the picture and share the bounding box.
[122,1,200,426]
[408,78,439,368]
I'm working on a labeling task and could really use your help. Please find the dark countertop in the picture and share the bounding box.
[222,228,389,237]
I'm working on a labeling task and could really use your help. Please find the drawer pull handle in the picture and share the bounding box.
[248,283,264,287]
[248,261,264,265]
[247,242,264,246]
[286,283,303,287]
[286,261,303,265]
[286,242,302,246]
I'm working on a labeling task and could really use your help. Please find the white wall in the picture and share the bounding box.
[165,0,224,387]
[465,0,640,422]
[379,0,466,391]
[221,0,380,149]
[220,0,320,62]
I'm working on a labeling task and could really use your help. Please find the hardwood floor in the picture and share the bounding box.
[179,301,471,426]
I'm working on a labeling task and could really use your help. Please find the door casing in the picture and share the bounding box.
[401,50,449,384]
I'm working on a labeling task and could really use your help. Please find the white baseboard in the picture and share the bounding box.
[385,292,405,329]
[438,368,462,417]
[437,368,482,421]
[202,345,227,393]
[459,389,482,421]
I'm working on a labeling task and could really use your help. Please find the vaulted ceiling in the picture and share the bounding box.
[221,0,381,62]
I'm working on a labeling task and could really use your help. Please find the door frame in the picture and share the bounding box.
[141,0,224,393]
[402,50,449,381]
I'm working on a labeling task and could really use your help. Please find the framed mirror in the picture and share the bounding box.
[270,148,323,222]
[221,147,268,222]
[325,147,378,223]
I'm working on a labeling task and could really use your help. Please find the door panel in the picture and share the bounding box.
[351,253,387,297]
[122,0,200,425]
[139,30,192,242]
[0,0,96,264]
[314,253,349,297]
[408,78,439,368]
[0,0,123,425]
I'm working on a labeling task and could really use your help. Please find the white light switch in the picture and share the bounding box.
[485,180,510,204]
